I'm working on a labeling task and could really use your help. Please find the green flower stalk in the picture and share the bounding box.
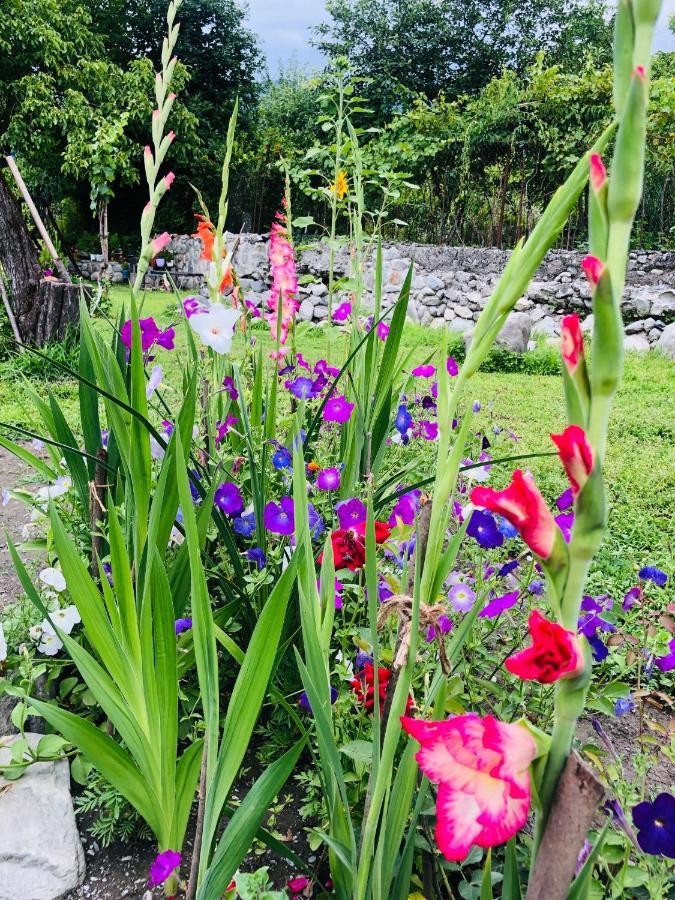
[133,0,183,299]
[532,0,662,867]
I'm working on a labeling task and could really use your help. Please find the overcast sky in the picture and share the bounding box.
[245,0,675,74]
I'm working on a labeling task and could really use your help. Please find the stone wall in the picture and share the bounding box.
[88,234,675,353]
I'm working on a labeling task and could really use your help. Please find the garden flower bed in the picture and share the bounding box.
[0,2,673,899]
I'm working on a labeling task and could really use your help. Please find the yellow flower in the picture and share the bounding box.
[330,169,349,200]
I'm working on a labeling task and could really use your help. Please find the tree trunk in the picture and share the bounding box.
[0,170,82,345]
[98,198,109,268]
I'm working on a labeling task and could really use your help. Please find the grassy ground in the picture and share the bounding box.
[1,284,673,595]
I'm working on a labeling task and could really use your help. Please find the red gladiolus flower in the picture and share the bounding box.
[505,610,585,684]
[471,471,556,559]
[560,314,584,374]
[581,255,605,289]
[550,425,594,496]
[589,153,607,192]
[350,663,413,713]
[322,521,391,571]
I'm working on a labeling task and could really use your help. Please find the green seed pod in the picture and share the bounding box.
[613,0,635,118]
[591,268,622,396]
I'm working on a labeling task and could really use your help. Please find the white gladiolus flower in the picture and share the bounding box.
[39,567,67,592]
[189,304,241,354]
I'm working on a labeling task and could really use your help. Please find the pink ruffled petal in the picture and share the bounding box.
[475,781,531,847]
[435,785,483,862]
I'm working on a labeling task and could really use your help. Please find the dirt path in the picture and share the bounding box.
[0,445,43,611]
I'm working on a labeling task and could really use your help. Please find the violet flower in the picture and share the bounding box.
[148,850,181,889]
[263,498,295,535]
[214,482,244,517]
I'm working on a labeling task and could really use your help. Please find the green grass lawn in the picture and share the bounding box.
[1,284,673,595]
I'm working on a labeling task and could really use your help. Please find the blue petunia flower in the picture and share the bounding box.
[632,793,675,859]
[467,509,504,549]
[395,404,412,435]
[639,566,668,587]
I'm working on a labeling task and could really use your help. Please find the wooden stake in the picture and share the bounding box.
[4,155,71,284]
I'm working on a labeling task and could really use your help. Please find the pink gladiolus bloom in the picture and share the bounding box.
[269,347,289,361]
[151,232,171,256]
[471,470,557,559]
[589,153,607,192]
[163,172,175,190]
[581,255,604,289]
[505,610,585,684]
[550,425,594,497]
[401,714,536,861]
[267,208,298,345]
[560,314,584,374]
[148,849,181,888]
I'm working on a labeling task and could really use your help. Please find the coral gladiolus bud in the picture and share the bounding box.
[589,153,607,192]
[168,92,176,101]
[163,172,175,190]
[471,470,557,559]
[581,255,605,288]
[167,131,176,143]
[550,425,594,496]
[505,610,585,684]
[401,714,536,861]
[633,65,646,80]
[560,314,584,374]
[152,108,160,120]
[144,145,152,158]
[151,232,171,255]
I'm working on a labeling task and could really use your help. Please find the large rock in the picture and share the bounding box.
[623,333,650,353]
[651,288,675,320]
[496,312,532,353]
[298,298,314,321]
[656,323,675,360]
[0,733,85,899]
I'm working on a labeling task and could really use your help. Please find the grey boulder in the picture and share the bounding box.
[495,312,532,353]
[656,323,675,360]
[0,733,85,900]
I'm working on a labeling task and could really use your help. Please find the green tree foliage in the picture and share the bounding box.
[313,0,613,121]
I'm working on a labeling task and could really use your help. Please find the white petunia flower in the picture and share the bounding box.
[37,630,63,656]
[2,489,10,506]
[146,364,164,399]
[0,623,7,661]
[189,304,241,355]
[49,605,81,634]
[39,567,67,593]
[29,624,44,642]
[36,476,72,503]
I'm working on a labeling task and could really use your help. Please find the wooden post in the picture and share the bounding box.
[4,155,71,284]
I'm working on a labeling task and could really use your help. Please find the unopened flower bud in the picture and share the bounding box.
[151,232,171,256]
[581,255,605,289]
[163,172,175,190]
[589,154,607,193]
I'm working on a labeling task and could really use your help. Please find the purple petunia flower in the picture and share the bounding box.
[300,686,338,713]
[355,651,373,669]
[587,634,609,662]
[246,547,267,568]
[336,498,367,529]
[412,364,436,378]
[446,357,458,376]
[148,850,181,888]
[497,559,519,578]
[288,376,315,399]
[395,404,412,435]
[314,359,340,378]
[639,566,668,587]
[272,445,292,469]
[316,467,341,491]
[448,583,476,613]
[426,615,453,642]
[555,511,575,543]
[622,586,642,610]
[557,488,574,511]
[472,400,481,413]
[175,618,192,635]
[377,321,389,341]
[101,428,109,449]
[307,502,324,539]
[155,327,175,350]
[632,793,675,859]
[614,694,636,716]
[215,482,244,517]
[222,375,239,400]
[467,509,504,549]
[215,415,238,443]
[332,302,352,322]
[389,493,418,527]
[655,638,675,673]
[264,497,295,535]
[233,510,256,537]
[183,296,208,319]
[318,576,344,610]
[323,396,354,424]
[419,421,438,440]
[529,580,545,595]
[479,590,520,619]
